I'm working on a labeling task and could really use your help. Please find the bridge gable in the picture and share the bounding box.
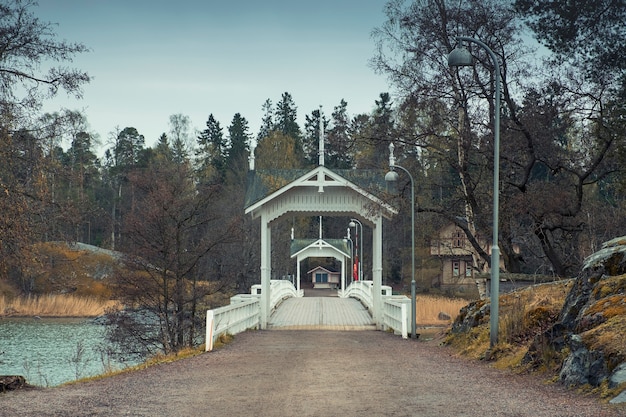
[290,238,351,260]
[245,166,396,223]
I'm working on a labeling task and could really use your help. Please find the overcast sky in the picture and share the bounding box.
[36,1,391,152]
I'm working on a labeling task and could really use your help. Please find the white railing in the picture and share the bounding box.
[382,295,410,339]
[340,280,408,338]
[206,280,301,351]
[339,280,374,310]
[206,298,260,351]
[269,279,303,310]
[206,278,410,349]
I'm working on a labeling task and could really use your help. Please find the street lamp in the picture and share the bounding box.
[344,228,354,286]
[448,36,501,347]
[385,143,417,339]
[349,219,363,281]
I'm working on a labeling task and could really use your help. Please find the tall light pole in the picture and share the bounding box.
[345,228,354,285]
[349,219,363,281]
[448,36,501,347]
[385,143,417,339]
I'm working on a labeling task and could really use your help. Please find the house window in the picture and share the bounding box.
[465,262,472,277]
[452,261,460,277]
[453,230,463,248]
[315,273,328,283]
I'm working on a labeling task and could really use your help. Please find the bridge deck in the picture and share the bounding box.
[269,296,375,330]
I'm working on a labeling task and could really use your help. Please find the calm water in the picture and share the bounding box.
[0,318,140,387]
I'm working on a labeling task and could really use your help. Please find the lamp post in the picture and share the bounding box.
[344,229,354,285]
[349,219,363,281]
[448,36,501,347]
[385,143,416,339]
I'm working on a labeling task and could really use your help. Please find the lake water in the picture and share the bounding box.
[0,318,140,387]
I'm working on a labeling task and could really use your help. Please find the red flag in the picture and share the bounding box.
[353,255,359,281]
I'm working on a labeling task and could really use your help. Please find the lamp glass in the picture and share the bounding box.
[448,47,473,67]
[385,171,399,182]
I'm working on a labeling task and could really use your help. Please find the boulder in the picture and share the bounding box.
[609,363,626,388]
[451,299,489,333]
[0,375,28,392]
[558,334,607,387]
[438,311,451,321]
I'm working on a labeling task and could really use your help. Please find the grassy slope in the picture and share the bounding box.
[444,277,626,401]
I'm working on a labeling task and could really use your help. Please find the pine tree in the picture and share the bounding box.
[257,99,274,141]
[197,114,226,181]
[226,113,250,168]
[274,92,303,160]
[303,107,326,166]
[327,99,354,169]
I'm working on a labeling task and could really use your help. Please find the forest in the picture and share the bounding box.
[1,0,625,353]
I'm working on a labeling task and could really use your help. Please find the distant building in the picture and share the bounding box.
[308,266,341,289]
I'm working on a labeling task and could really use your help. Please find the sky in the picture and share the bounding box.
[36,0,392,152]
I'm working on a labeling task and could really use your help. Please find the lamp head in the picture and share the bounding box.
[349,221,356,228]
[385,170,399,183]
[448,45,474,67]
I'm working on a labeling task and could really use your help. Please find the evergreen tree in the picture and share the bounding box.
[154,133,173,164]
[197,114,226,181]
[327,99,354,169]
[303,107,326,166]
[226,113,250,168]
[274,92,303,160]
[257,99,274,141]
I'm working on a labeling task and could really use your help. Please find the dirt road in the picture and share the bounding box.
[1,330,623,416]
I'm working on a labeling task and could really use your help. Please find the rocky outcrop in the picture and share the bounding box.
[0,375,29,392]
[526,237,626,401]
[451,299,490,333]
[450,237,626,403]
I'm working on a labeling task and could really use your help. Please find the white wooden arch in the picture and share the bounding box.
[245,165,397,329]
[290,238,352,293]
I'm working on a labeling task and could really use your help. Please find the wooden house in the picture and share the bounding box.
[308,266,341,289]
[429,222,489,287]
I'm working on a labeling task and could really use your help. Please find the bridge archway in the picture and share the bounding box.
[245,165,396,329]
[290,237,352,292]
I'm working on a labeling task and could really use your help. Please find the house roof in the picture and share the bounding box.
[307,265,340,275]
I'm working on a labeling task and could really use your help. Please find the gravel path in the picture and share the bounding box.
[1,330,624,417]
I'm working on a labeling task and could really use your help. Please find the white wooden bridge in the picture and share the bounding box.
[205,280,410,351]
[268,293,375,331]
[205,122,410,350]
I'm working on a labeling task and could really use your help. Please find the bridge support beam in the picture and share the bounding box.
[260,213,271,329]
[372,215,383,328]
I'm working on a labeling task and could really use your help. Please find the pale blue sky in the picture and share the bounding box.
[37,1,391,151]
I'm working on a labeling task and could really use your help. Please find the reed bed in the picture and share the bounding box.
[415,294,470,326]
[0,294,119,317]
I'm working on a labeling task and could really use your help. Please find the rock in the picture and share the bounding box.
[523,236,626,395]
[451,300,489,333]
[558,334,607,387]
[438,311,451,321]
[609,390,626,404]
[0,375,28,392]
[609,362,626,388]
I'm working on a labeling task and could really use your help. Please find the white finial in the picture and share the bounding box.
[388,142,395,168]
[249,141,256,171]
[319,216,323,239]
[318,106,325,166]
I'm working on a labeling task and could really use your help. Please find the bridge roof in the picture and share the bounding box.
[290,238,351,259]
[244,166,397,223]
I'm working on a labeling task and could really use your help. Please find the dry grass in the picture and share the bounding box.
[0,294,119,317]
[415,294,470,326]
[446,280,575,367]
